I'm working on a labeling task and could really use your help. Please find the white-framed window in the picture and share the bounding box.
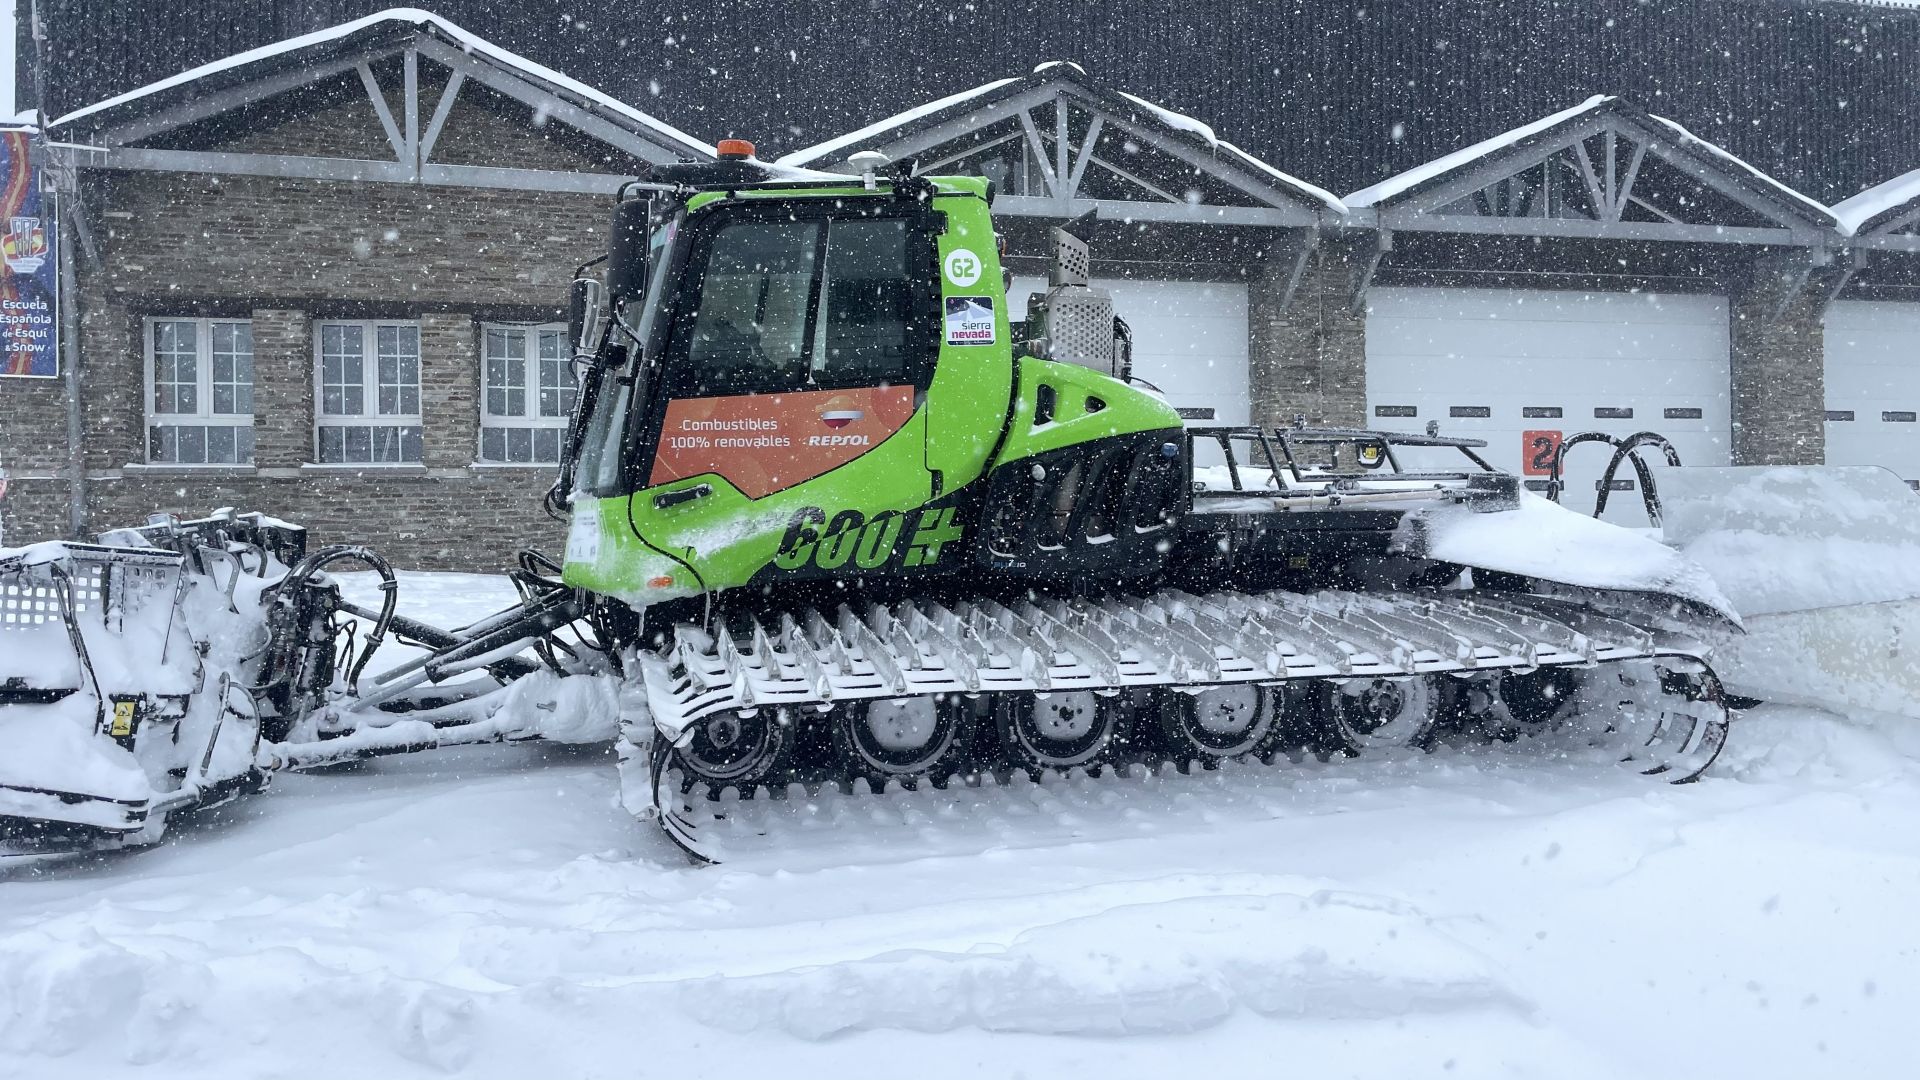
[480,323,576,464]
[314,320,423,464]
[145,317,255,465]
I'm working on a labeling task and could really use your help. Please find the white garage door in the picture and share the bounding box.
[1825,301,1920,487]
[1012,276,1250,424]
[1366,287,1731,524]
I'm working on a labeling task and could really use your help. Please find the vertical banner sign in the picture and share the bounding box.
[0,130,55,378]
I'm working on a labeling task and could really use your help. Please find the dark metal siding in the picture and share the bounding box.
[25,0,1920,201]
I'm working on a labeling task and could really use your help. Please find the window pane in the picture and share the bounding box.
[319,323,364,416]
[534,427,560,463]
[481,427,505,462]
[237,426,256,463]
[814,218,912,387]
[484,327,526,418]
[152,319,199,417]
[206,425,237,464]
[507,426,532,463]
[399,425,422,463]
[319,426,344,463]
[149,425,174,462]
[506,386,525,417]
[210,320,253,417]
[345,425,372,462]
[178,425,207,465]
[375,323,420,417]
[537,329,572,417]
[686,220,820,394]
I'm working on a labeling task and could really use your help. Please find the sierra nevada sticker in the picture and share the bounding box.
[945,296,995,346]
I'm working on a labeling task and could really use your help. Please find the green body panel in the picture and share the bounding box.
[560,175,1180,607]
[566,412,934,604]
[996,358,1182,463]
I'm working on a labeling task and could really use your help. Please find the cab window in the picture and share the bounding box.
[675,212,925,397]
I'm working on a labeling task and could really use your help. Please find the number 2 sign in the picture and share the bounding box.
[1522,430,1563,476]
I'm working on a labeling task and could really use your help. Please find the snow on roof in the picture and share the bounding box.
[1347,94,1834,226]
[1114,90,1218,146]
[775,77,1021,168]
[1345,95,1613,208]
[49,7,713,158]
[781,68,1342,212]
[1217,139,1347,214]
[1645,112,1836,226]
[1831,168,1920,235]
[1109,89,1342,211]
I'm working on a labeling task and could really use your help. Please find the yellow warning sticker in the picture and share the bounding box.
[110,699,136,737]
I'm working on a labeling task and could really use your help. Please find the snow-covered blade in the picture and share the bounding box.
[0,522,289,854]
[1652,464,1920,718]
[1413,490,1740,625]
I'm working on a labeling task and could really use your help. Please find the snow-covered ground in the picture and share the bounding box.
[7,575,1920,1079]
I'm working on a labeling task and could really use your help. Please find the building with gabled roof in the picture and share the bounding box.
[6,4,1920,559]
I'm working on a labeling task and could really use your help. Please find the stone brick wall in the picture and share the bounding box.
[1248,244,1368,429]
[0,64,622,565]
[1730,288,1827,466]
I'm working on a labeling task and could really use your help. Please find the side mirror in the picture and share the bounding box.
[568,277,606,356]
[606,197,652,304]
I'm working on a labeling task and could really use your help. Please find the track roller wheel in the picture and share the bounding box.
[1497,668,1581,728]
[998,689,1127,773]
[832,694,979,788]
[1325,675,1439,753]
[664,708,795,793]
[1156,683,1281,762]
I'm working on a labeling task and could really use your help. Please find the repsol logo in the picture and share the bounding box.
[774,505,964,572]
[805,434,872,448]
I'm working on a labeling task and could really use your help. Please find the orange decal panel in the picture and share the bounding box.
[650,386,917,499]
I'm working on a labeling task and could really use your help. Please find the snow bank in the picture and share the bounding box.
[1655,464,1920,616]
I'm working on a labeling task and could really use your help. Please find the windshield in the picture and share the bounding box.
[575,211,683,499]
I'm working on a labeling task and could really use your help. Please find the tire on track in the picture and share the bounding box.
[997,689,1129,774]
[664,708,795,793]
[831,693,980,789]
[1319,675,1443,755]
[1154,683,1287,763]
